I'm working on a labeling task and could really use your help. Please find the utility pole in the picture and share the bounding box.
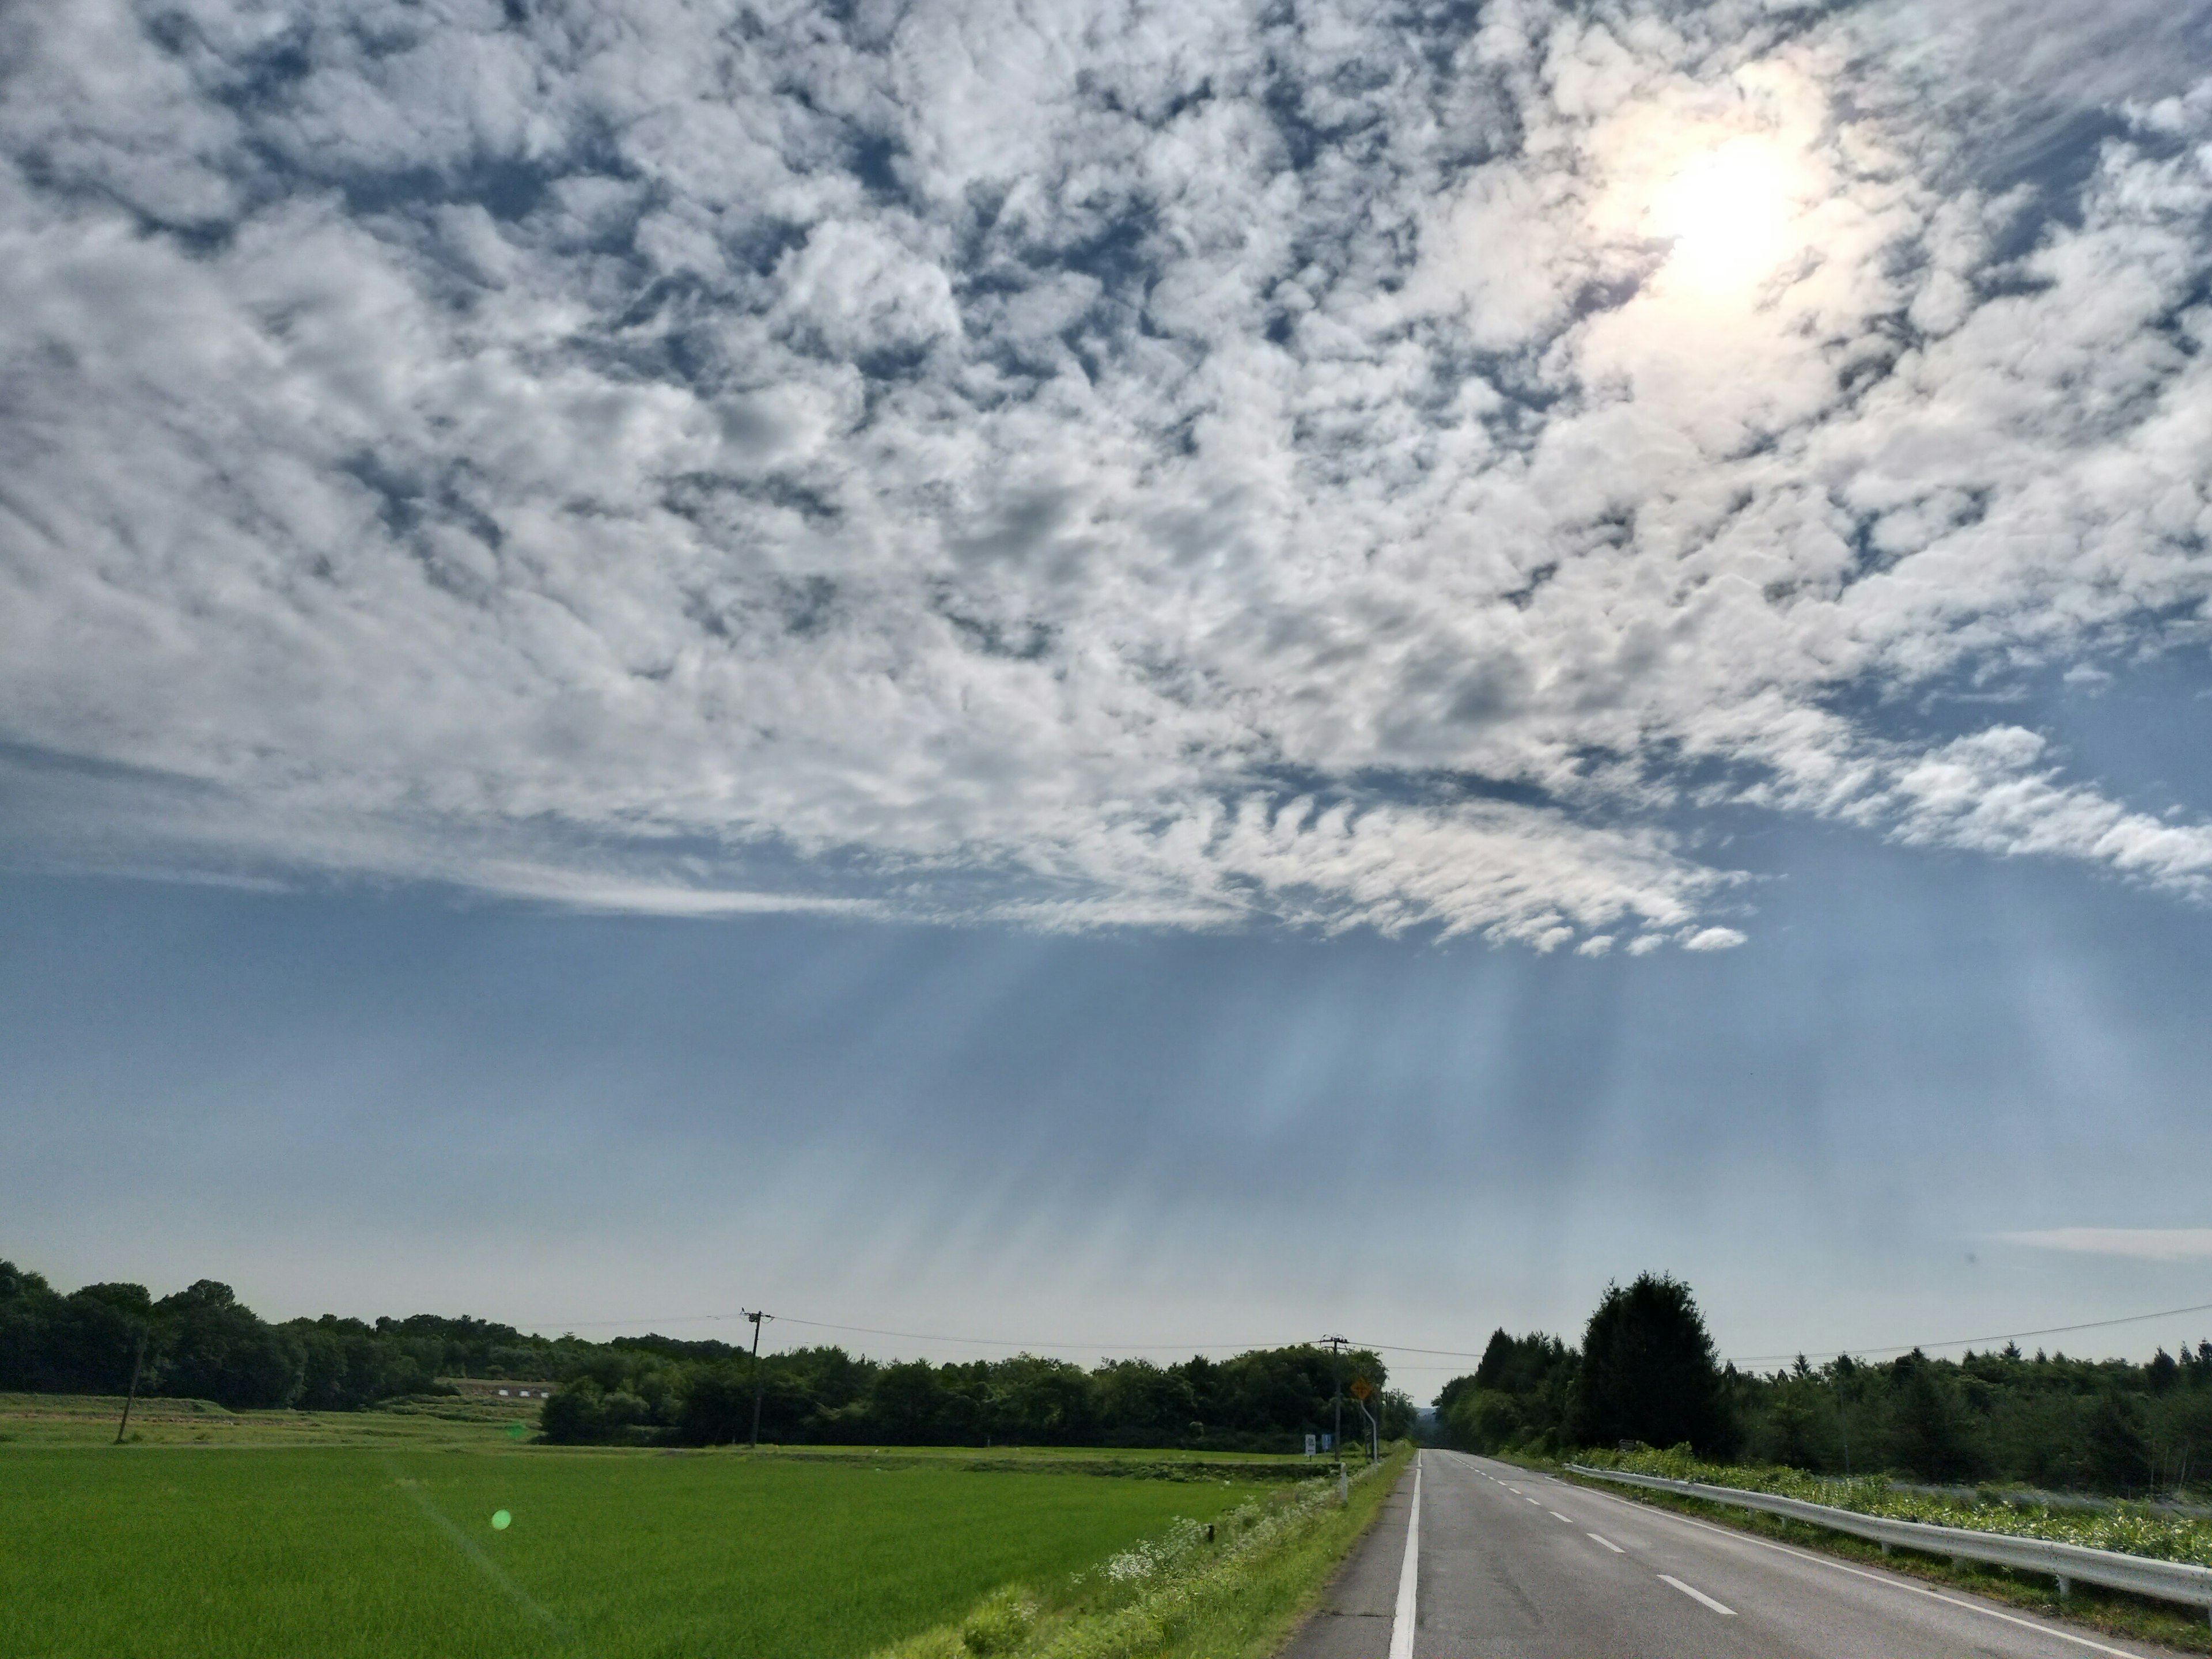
[1320,1335,1348,1493]
[744,1309,772,1449]
[114,1327,147,1446]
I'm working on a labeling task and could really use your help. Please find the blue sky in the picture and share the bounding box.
[6,0,2212,1392]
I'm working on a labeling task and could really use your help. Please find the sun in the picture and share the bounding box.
[1649,138,1797,294]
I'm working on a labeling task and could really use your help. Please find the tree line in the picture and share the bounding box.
[541,1338,1416,1449]
[0,1260,583,1410]
[1437,1272,2212,1496]
[0,1260,1416,1450]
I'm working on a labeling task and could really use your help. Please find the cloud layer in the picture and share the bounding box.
[3,0,2211,943]
[1998,1229,2212,1262]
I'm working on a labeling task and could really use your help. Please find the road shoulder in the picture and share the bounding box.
[1274,1459,1419,1659]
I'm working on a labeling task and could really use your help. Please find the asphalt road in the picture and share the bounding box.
[1281,1449,2185,1659]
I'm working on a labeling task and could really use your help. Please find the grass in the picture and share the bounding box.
[0,1444,1265,1659]
[868,1446,1414,1659]
[1146,1449,1407,1659]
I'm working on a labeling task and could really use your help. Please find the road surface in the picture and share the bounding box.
[1281,1449,2184,1658]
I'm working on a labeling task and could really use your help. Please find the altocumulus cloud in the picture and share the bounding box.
[3,0,2212,946]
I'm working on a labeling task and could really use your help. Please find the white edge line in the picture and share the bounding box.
[1571,1480,2153,1658]
[1660,1573,1737,1616]
[1589,1532,1624,1553]
[1387,1454,1422,1659]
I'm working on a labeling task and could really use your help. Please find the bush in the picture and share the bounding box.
[960,1588,1039,1655]
[540,1378,657,1444]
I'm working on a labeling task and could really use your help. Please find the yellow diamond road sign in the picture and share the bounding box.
[1349,1377,1373,1401]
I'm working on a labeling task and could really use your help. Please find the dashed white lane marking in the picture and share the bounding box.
[1549,1511,1574,1524]
[1387,1455,1422,1659]
[1570,1481,2154,1658]
[1660,1574,1737,1616]
[1525,1497,1542,1506]
[1588,1533,1624,1554]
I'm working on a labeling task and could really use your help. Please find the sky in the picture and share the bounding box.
[5,0,2212,1393]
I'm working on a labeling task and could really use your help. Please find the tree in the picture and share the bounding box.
[1567,1274,1733,1456]
[871,1361,948,1442]
[1884,1351,1984,1481]
[153,1282,302,1408]
[2084,1388,2152,1494]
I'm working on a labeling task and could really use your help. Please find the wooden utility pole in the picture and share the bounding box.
[1320,1334,1349,1493]
[744,1309,772,1449]
[114,1328,147,1445]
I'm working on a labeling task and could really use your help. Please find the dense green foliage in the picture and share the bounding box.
[0,1259,1414,1450]
[1,1260,576,1410]
[1435,1329,1578,1455]
[1567,1273,1733,1456]
[1719,1343,2212,1494]
[546,1341,1418,1450]
[1437,1272,2212,1496]
[0,1447,1261,1659]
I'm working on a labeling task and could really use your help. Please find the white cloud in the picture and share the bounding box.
[1681,927,1748,952]
[1997,1229,2212,1261]
[1,1,2210,942]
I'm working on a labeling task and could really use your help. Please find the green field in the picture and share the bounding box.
[1,1443,1267,1659]
[0,1389,546,1448]
[0,1392,1315,1472]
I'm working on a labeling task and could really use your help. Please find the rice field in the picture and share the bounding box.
[0,1444,1265,1659]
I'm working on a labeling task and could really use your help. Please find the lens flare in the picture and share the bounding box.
[1650,139,1796,293]
[491,1509,513,1531]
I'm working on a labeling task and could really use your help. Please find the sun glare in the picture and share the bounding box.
[1650,138,1796,294]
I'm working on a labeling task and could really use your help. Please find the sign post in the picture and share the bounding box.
[1350,1377,1378,1464]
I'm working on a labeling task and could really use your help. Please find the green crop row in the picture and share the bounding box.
[1578,1446,2212,1567]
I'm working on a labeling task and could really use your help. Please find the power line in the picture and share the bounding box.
[1725,1298,2212,1368]
[511,1297,2212,1377]
[527,1308,1307,1353]
[774,1315,1309,1353]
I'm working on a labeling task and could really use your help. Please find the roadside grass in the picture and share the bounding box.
[868,1445,1413,1659]
[0,1445,1264,1659]
[1537,1460,2212,1655]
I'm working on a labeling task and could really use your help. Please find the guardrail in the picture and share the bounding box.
[1565,1464,2212,1623]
